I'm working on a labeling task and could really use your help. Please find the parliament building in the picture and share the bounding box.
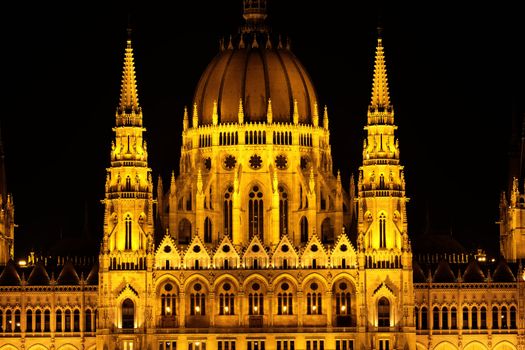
[0,1,523,350]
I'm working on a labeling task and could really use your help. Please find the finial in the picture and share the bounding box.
[267,98,273,124]
[293,99,299,125]
[238,99,245,124]
[312,100,319,127]
[239,34,245,49]
[251,34,259,49]
[212,100,219,125]
[323,105,329,129]
[183,106,189,131]
[227,35,234,50]
[309,168,315,193]
[265,34,272,49]
[277,35,283,49]
[170,171,176,196]
[192,102,199,128]
[286,36,291,50]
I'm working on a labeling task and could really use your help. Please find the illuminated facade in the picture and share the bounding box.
[0,2,522,350]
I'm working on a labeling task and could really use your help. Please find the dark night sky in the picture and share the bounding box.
[0,1,522,258]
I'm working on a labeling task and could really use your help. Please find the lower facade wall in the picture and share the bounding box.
[416,334,518,349]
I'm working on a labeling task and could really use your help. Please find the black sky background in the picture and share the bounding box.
[0,1,522,258]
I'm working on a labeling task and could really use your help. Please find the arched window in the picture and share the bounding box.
[442,307,449,329]
[451,307,457,329]
[35,309,41,332]
[421,307,428,330]
[415,307,419,329]
[14,310,20,332]
[279,185,288,236]
[377,297,390,327]
[462,307,469,329]
[300,216,308,243]
[26,309,33,332]
[178,218,192,244]
[125,214,132,250]
[85,309,92,332]
[44,309,50,332]
[190,283,206,316]
[5,310,12,332]
[432,307,439,329]
[379,213,386,248]
[65,309,71,332]
[277,283,293,315]
[248,185,264,239]
[249,293,264,315]
[73,309,80,332]
[379,174,385,189]
[510,306,517,329]
[307,292,322,315]
[501,306,508,328]
[204,217,212,243]
[161,283,177,316]
[218,282,235,315]
[492,306,499,329]
[480,306,486,329]
[122,299,135,329]
[224,186,233,238]
[321,218,333,244]
[471,306,478,329]
[0,310,3,332]
[56,309,62,332]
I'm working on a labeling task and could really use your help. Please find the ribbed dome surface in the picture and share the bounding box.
[433,260,455,283]
[193,33,318,125]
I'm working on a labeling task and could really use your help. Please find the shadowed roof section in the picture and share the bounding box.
[492,259,516,282]
[0,259,21,286]
[27,261,51,285]
[433,260,455,283]
[57,260,80,285]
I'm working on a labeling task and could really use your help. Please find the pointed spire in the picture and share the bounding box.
[239,34,245,49]
[267,98,273,124]
[170,171,176,196]
[157,175,164,199]
[212,100,219,125]
[0,127,7,205]
[238,99,245,124]
[293,99,299,125]
[183,106,189,131]
[312,101,319,127]
[369,27,391,112]
[192,102,199,128]
[227,35,234,50]
[309,168,315,193]
[277,35,283,49]
[118,28,140,115]
[323,105,329,130]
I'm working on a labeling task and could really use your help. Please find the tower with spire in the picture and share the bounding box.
[356,29,415,347]
[97,30,155,348]
[0,129,15,266]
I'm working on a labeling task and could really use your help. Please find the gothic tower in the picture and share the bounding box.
[356,29,415,349]
[156,0,352,250]
[0,130,14,266]
[97,30,155,349]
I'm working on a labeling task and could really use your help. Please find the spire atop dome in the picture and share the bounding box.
[241,0,269,33]
[117,28,141,117]
[369,27,391,112]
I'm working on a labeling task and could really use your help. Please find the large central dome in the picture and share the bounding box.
[193,3,318,125]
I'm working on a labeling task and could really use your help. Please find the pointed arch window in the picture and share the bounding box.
[56,309,62,332]
[377,297,390,327]
[26,309,33,332]
[204,217,212,243]
[442,307,449,329]
[249,185,264,239]
[421,307,428,330]
[122,298,135,329]
[379,213,386,248]
[85,309,92,332]
[321,218,333,244]
[492,306,499,329]
[279,185,288,237]
[510,306,517,329]
[14,310,20,332]
[300,216,308,243]
[125,176,132,191]
[35,309,41,332]
[161,283,177,317]
[73,309,80,332]
[125,214,132,250]
[44,309,50,332]
[451,307,457,329]
[178,218,192,245]
[224,186,233,238]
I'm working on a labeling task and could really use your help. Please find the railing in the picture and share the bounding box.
[158,315,178,328]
